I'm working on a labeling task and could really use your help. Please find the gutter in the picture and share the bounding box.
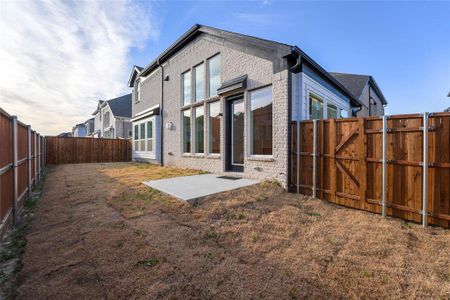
[158,59,164,166]
[291,46,363,108]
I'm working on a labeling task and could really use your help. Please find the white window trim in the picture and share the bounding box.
[135,79,141,103]
[247,86,274,160]
[133,116,156,159]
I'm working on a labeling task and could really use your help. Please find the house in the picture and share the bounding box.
[57,132,72,138]
[330,72,388,116]
[91,94,132,139]
[72,123,86,137]
[128,24,370,187]
[84,117,95,137]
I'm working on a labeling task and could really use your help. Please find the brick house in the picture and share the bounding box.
[128,24,378,187]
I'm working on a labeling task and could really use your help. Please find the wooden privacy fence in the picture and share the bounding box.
[45,136,132,164]
[0,107,45,240]
[290,112,450,228]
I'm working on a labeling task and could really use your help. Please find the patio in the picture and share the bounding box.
[143,173,259,202]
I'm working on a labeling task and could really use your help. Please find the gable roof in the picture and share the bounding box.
[131,24,362,107]
[128,65,143,87]
[330,72,387,105]
[105,94,132,118]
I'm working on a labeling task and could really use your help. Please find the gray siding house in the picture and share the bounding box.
[72,123,86,137]
[128,24,370,187]
[84,117,95,137]
[330,72,388,116]
[91,94,133,139]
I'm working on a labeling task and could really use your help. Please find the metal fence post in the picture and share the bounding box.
[27,126,32,199]
[12,116,18,225]
[381,115,388,218]
[312,119,317,198]
[422,112,429,227]
[38,134,41,178]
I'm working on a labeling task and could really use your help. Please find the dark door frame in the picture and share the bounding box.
[225,93,244,172]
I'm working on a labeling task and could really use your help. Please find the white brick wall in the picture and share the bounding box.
[136,34,290,187]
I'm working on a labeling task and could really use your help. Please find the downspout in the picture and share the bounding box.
[289,49,301,192]
[157,59,164,166]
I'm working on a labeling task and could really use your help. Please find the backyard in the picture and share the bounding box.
[9,163,450,298]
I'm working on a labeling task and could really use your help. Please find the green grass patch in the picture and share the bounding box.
[138,258,159,267]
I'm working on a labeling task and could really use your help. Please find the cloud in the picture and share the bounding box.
[0,0,158,135]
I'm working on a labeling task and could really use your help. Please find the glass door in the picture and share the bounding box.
[226,95,244,172]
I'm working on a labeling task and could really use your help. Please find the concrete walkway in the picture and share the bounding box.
[143,174,259,201]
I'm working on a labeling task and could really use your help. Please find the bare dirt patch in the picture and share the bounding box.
[15,163,450,299]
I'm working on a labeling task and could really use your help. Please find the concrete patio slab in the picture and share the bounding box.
[143,174,259,202]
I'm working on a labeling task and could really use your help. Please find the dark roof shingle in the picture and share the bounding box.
[329,72,370,99]
[106,94,132,118]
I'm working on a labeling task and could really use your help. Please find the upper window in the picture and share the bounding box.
[309,94,323,120]
[327,104,337,119]
[194,106,204,153]
[208,54,221,97]
[136,80,141,103]
[182,71,191,106]
[104,111,110,127]
[194,63,205,102]
[249,86,273,155]
[208,101,221,154]
[182,110,191,153]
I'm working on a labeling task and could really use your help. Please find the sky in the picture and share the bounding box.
[1,0,449,135]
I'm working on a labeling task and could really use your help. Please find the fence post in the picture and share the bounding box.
[37,134,41,181]
[12,116,18,225]
[381,115,388,218]
[312,119,317,198]
[422,112,429,227]
[27,126,32,199]
[296,120,300,194]
[34,133,37,184]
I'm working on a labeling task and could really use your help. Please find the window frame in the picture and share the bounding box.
[135,79,141,103]
[207,100,221,155]
[247,85,273,158]
[194,105,205,154]
[181,109,192,154]
[133,118,156,155]
[182,70,192,106]
[207,53,221,98]
[194,62,205,103]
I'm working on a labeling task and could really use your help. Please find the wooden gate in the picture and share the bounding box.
[290,113,450,228]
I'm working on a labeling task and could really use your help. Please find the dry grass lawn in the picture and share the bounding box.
[14,162,450,299]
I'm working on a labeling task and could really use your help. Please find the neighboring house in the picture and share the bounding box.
[57,132,72,138]
[330,72,388,116]
[84,118,95,137]
[128,24,366,187]
[72,123,86,137]
[91,94,133,139]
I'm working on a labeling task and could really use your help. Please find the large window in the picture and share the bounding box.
[140,123,145,151]
[309,94,323,120]
[134,125,139,150]
[208,54,221,97]
[327,104,337,119]
[195,106,204,153]
[182,71,191,106]
[182,110,191,153]
[104,111,110,127]
[249,86,273,155]
[208,101,220,154]
[146,121,153,152]
[195,63,205,102]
